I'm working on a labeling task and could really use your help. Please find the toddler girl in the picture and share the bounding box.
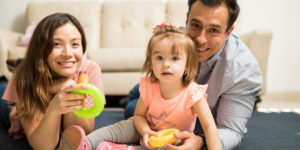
[59,23,220,150]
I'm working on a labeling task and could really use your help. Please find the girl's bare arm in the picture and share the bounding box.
[193,97,221,150]
[133,96,158,149]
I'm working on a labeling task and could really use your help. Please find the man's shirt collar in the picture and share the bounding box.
[200,43,226,69]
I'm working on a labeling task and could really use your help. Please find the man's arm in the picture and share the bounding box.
[216,94,256,149]
[216,64,262,149]
[167,95,257,150]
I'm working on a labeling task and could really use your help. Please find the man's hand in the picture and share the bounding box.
[165,131,204,150]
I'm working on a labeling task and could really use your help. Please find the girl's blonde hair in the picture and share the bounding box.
[142,25,199,87]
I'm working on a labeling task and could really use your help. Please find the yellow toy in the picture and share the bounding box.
[149,128,179,147]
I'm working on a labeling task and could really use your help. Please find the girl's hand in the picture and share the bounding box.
[48,79,89,116]
[141,130,159,149]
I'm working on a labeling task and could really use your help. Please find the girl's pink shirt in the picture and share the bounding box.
[2,59,105,139]
[139,77,207,132]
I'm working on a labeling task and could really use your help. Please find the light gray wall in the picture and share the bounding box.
[0,0,299,94]
[238,0,300,93]
[0,0,29,33]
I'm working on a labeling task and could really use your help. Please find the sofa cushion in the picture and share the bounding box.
[102,72,142,95]
[100,0,165,48]
[87,47,145,72]
[26,1,101,49]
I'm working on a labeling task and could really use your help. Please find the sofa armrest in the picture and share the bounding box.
[239,30,273,96]
[0,30,23,80]
[0,30,22,48]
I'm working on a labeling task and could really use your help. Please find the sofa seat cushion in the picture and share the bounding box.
[102,72,141,95]
[87,48,145,72]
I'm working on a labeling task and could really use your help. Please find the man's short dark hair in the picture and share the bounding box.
[187,0,240,32]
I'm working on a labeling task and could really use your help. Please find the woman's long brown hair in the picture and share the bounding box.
[14,13,87,121]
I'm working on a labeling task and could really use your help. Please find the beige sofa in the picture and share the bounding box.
[0,0,272,96]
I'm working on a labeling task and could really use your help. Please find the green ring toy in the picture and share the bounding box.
[71,83,105,118]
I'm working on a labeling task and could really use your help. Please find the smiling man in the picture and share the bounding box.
[186,1,233,63]
[165,0,263,149]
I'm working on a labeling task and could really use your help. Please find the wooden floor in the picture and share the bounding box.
[257,92,300,114]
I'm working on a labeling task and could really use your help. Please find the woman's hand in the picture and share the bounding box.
[165,131,204,150]
[48,77,76,95]
[47,78,89,116]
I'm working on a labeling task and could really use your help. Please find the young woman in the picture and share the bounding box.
[2,13,104,149]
